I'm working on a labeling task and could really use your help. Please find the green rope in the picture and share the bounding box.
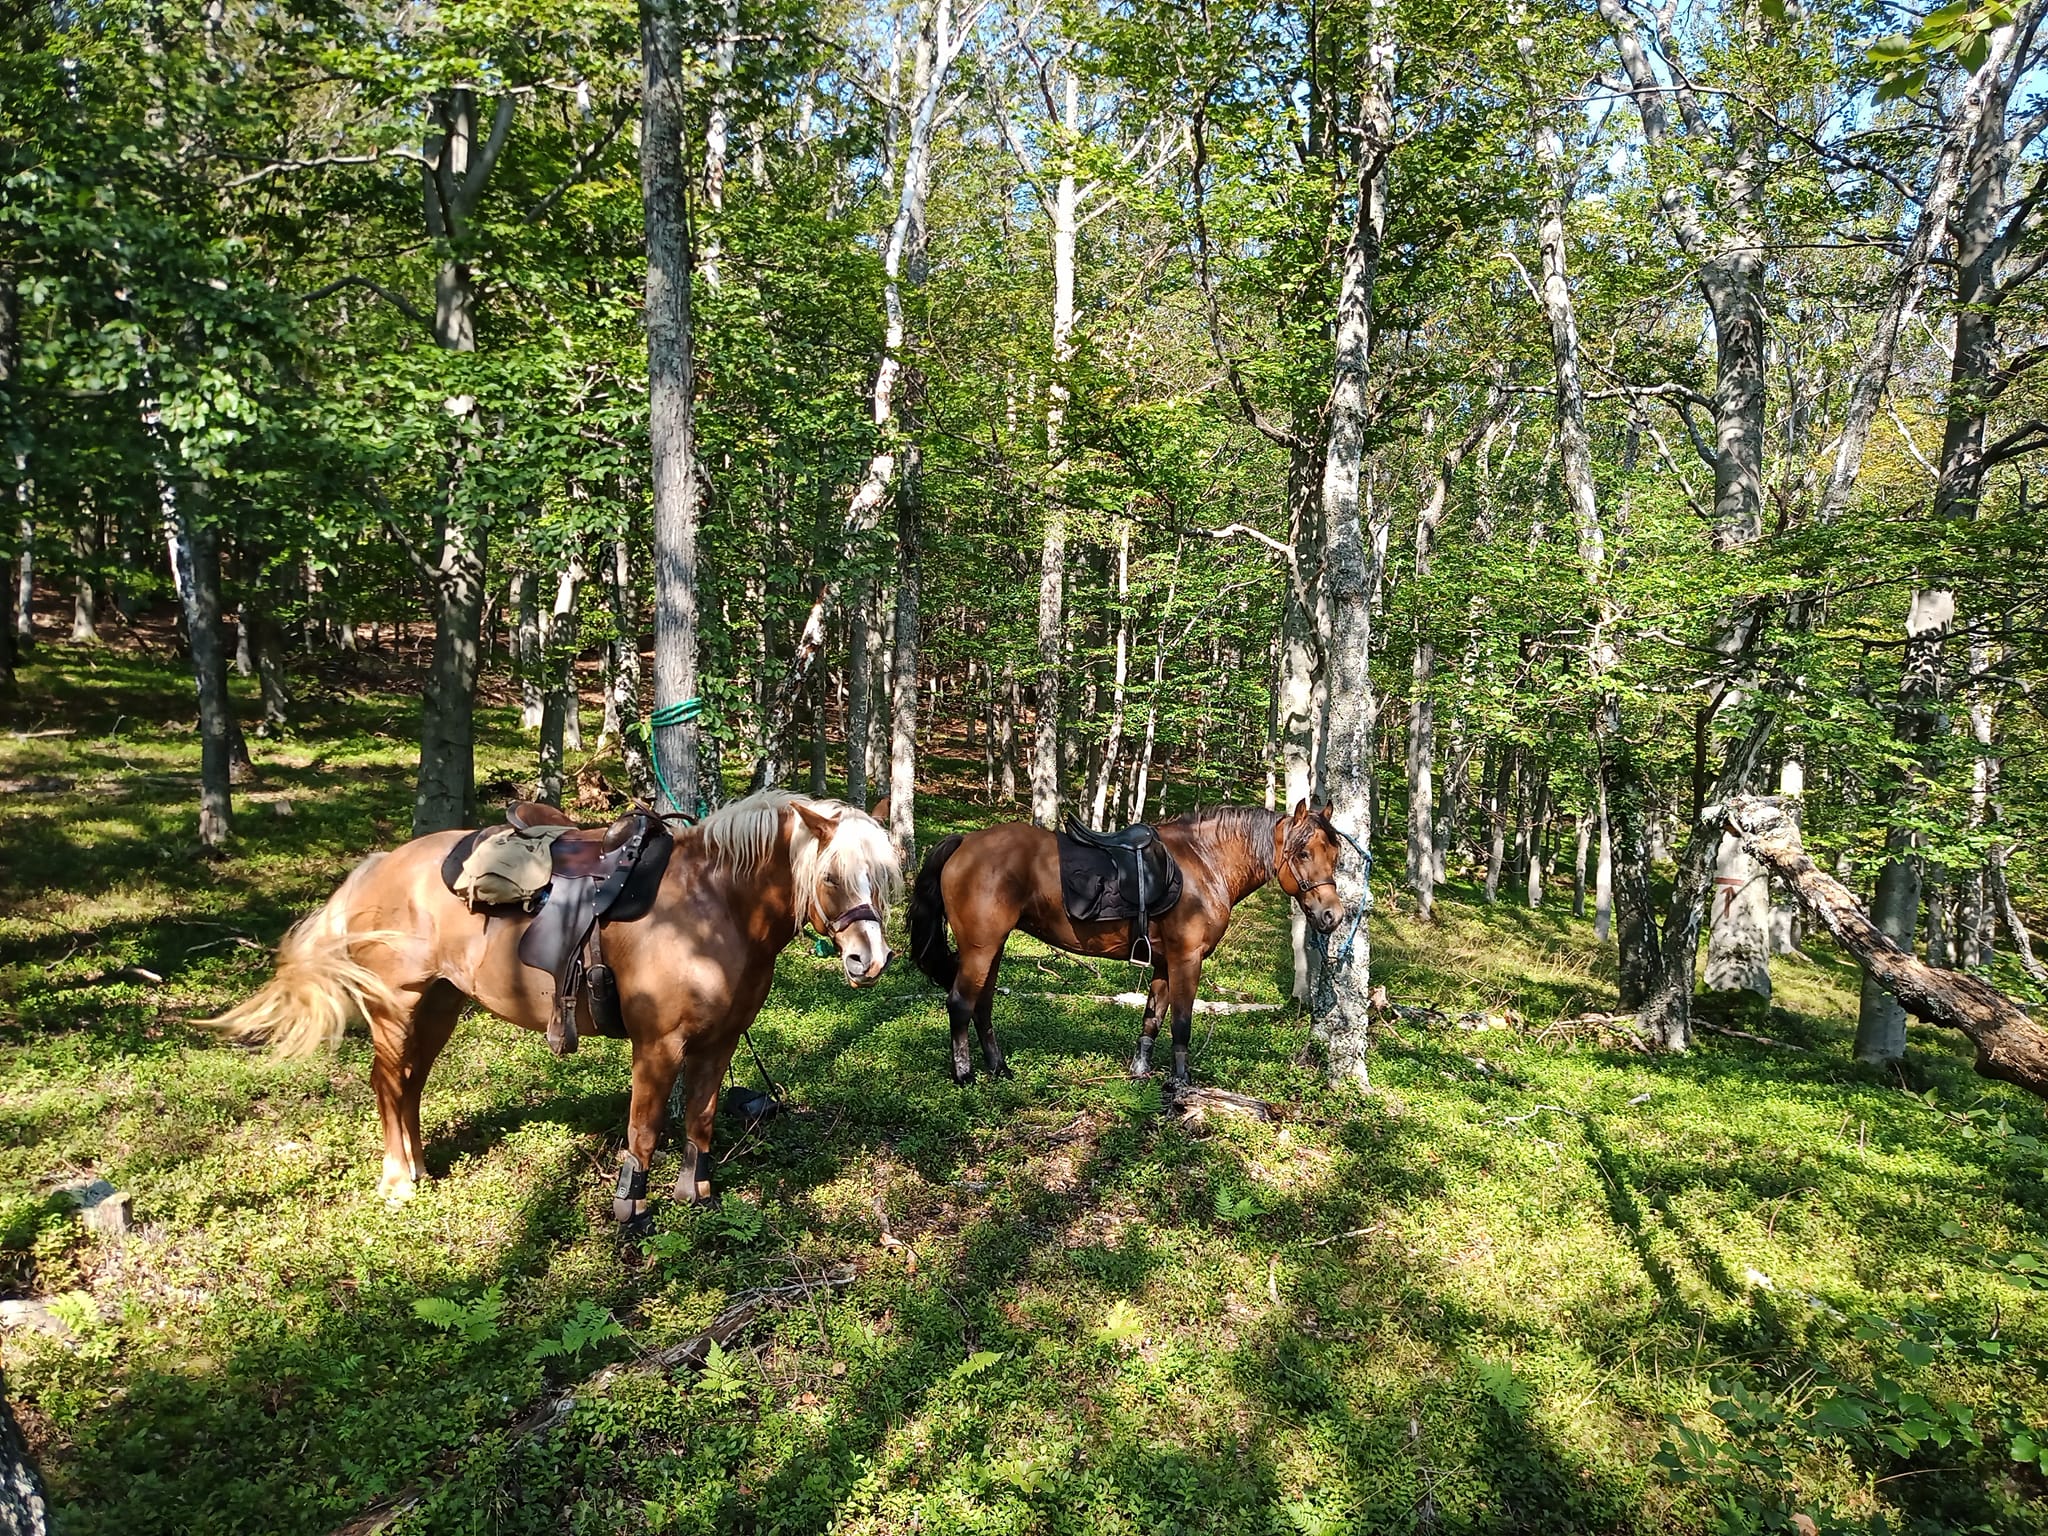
[630,696,703,816]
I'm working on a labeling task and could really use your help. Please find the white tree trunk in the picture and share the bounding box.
[1090,522,1132,828]
[1308,51,1392,1085]
[761,0,964,775]
[514,572,543,728]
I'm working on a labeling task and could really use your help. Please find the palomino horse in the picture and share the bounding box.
[910,800,1349,1085]
[212,790,901,1228]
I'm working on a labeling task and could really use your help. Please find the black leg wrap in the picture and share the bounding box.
[615,1162,648,1203]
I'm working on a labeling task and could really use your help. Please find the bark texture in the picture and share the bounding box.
[642,0,703,814]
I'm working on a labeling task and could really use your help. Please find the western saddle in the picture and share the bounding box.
[440,802,677,1055]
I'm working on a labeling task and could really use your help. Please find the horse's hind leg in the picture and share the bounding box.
[972,945,1011,1080]
[369,1000,423,1204]
[396,982,465,1186]
[1130,967,1169,1077]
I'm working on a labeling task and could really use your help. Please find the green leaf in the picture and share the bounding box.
[950,1349,1007,1382]
[1097,1300,1145,1344]
[1898,1338,1937,1368]
[1810,1395,1871,1430]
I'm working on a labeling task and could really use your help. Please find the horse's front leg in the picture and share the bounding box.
[1129,968,1169,1077]
[669,1032,741,1207]
[614,1027,685,1232]
[1165,962,1202,1087]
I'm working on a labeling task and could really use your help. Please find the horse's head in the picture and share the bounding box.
[792,798,903,987]
[1274,798,1347,935]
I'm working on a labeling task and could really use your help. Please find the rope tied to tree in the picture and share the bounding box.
[1328,826,1373,968]
[628,696,705,817]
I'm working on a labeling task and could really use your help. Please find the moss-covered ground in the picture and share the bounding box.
[2,646,2044,1535]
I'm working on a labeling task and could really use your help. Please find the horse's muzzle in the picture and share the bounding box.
[847,951,892,987]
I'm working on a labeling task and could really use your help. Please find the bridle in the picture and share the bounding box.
[1280,818,1341,902]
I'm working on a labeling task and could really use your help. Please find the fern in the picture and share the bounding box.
[696,1339,748,1404]
[1212,1184,1268,1224]
[949,1348,1006,1383]
[706,1193,765,1246]
[527,1300,625,1364]
[412,1282,505,1345]
[1476,1357,1535,1411]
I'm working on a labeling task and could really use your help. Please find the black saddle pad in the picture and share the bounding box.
[1057,827,1183,925]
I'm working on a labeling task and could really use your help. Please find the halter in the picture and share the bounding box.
[1281,816,1373,966]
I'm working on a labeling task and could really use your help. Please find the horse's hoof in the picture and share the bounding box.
[378,1175,417,1206]
[1129,1056,1152,1079]
[620,1206,655,1238]
[952,1069,975,1087]
[991,1062,1015,1081]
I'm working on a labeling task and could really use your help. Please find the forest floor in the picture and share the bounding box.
[2,643,2046,1536]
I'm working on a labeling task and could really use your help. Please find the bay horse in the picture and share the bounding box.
[211,790,901,1228]
[910,800,1350,1085]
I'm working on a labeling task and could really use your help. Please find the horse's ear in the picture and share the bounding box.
[869,796,892,825]
[793,801,837,843]
[1290,798,1310,822]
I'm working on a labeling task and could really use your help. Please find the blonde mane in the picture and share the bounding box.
[693,789,903,924]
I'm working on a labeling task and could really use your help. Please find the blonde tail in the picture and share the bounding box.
[207,855,405,1056]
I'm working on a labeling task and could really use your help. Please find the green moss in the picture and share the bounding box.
[2,651,2044,1535]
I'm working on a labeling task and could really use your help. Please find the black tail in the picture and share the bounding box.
[910,833,964,991]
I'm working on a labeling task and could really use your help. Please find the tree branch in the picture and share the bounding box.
[1718,795,2048,1100]
[296,274,428,327]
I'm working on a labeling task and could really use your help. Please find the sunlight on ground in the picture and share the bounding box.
[1,654,2044,1535]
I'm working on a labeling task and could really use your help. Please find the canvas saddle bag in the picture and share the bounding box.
[450,825,571,911]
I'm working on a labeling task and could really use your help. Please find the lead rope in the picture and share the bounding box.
[1329,828,1374,967]
[628,697,708,818]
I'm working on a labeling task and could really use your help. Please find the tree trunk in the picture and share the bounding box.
[998,656,1019,803]
[1595,775,1613,941]
[1484,746,1511,904]
[1029,68,1080,829]
[167,480,233,849]
[846,580,873,808]
[13,518,32,646]
[602,535,654,801]
[1308,56,1391,1086]
[1990,852,2047,984]
[552,558,584,754]
[1280,442,1325,996]
[0,1373,50,1536]
[1091,521,1132,829]
[1705,827,1774,998]
[248,604,290,734]
[1573,809,1591,918]
[808,672,830,798]
[70,521,96,643]
[412,523,486,834]
[759,0,961,774]
[643,0,704,816]
[888,449,921,860]
[1634,714,1776,1048]
[1721,795,2048,1101]
[1768,756,1804,954]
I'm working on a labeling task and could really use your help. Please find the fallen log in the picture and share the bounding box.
[1715,795,2048,1102]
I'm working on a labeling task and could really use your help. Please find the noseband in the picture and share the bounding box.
[1283,822,1340,901]
[828,902,882,932]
